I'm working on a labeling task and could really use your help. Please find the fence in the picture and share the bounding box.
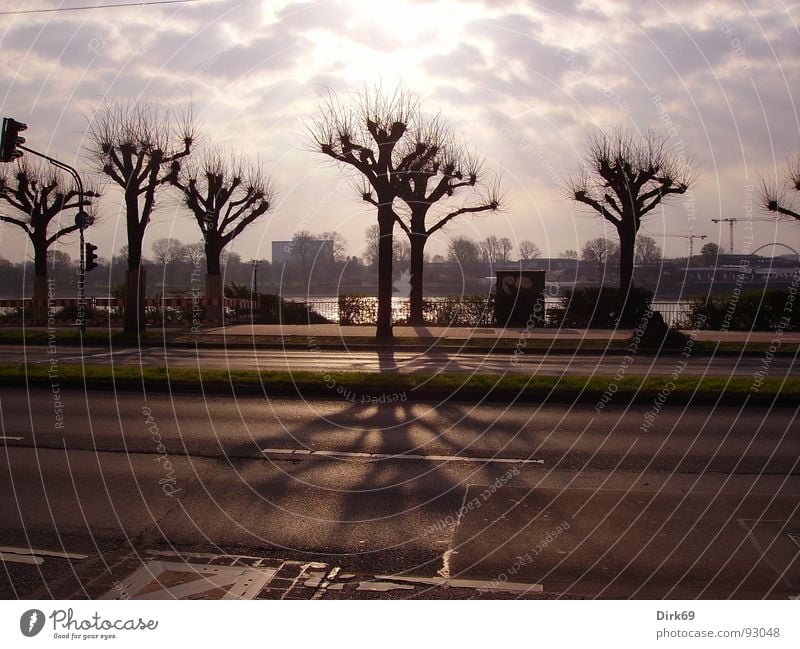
[0,295,693,328]
[0,297,256,324]
[297,297,691,328]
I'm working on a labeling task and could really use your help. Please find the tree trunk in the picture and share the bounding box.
[205,240,222,275]
[376,206,395,340]
[408,231,426,325]
[124,267,146,335]
[203,240,224,325]
[124,193,146,334]
[204,273,223,325]
[617,226,636,325]
[32,241,49,325]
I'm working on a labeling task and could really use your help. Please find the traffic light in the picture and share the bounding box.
[0,117,27,162]
[85,243,99,272]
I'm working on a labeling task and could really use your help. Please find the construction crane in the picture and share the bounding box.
[659,233,708,258]
[711,217,779,253]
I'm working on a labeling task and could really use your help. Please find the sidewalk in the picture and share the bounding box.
[199,323,800,345]
[24,546,559,601]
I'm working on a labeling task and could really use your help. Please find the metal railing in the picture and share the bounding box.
[294,297,693,328]
[0,296,692,328]
[0,297,256,324]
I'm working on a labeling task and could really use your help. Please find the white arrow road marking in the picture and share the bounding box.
[0,552,44,565]
[0,546,87,560]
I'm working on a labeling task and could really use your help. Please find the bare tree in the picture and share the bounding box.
[565,127,696,298]
[560,249,578,260]
[581,237,619,275]
[634,235,662,266]
[87,99,194,334]
[498,237,513,264]
[481,235,501,264]
[363,223,380,267]
[760,155,800,220]
[386,123,500,324]
[448,235,481,267]
[290,230,318,278]
[518,240,541,262]
[364,223,404,268]
[151,237,186,266]
[309,86,421,339]
[184,242,205,268]
[320,231,348,262]
[394,237,411,274]
[0,159,99,322]
[172,147,273,320]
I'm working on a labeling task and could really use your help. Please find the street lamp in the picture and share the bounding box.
[251,259,259,296]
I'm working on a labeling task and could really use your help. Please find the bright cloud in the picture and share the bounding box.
[0,0,798,263]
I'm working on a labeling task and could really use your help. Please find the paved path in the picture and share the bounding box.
[205,323,800,344]
[3,344,796,377]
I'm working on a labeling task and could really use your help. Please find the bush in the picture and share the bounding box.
[685,289,800,331]
[424,295,495,326]
[337,294,377,325]
[552,286,653,328]
[634,310,689,349]
[259,294,330,325]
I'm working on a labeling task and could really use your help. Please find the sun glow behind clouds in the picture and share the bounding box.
[301,0,488,82]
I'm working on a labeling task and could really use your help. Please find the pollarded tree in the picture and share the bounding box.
[88,100,194,334]
[386,123,500,324]
[760,155,800,220]
[566,127,696,300]
[0,159,99,323]
[310,87,423,339]
[171,147,274,322]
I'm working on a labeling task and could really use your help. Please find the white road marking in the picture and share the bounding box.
[0,436,24,441]
[0,546,87,560]
[101,561,277,600]
[261,448,544,465]
[0,552,44,565]
[374,574,544,593]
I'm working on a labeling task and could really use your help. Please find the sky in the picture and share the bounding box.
[0,0,799,265]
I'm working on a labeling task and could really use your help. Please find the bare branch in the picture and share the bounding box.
[760,159,800,220]
[172,144,275,271]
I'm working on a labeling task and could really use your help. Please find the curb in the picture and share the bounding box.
[2,378,795,407]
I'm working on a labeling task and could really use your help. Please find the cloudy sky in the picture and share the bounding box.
[1,0,798,264]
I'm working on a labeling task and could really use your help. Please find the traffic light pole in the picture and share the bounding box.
[18,144,88,333]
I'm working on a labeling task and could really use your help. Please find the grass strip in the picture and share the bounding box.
[1,362,796,403]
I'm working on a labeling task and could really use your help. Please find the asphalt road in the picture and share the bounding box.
[1,343,797,377]
[1,389,798,599]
